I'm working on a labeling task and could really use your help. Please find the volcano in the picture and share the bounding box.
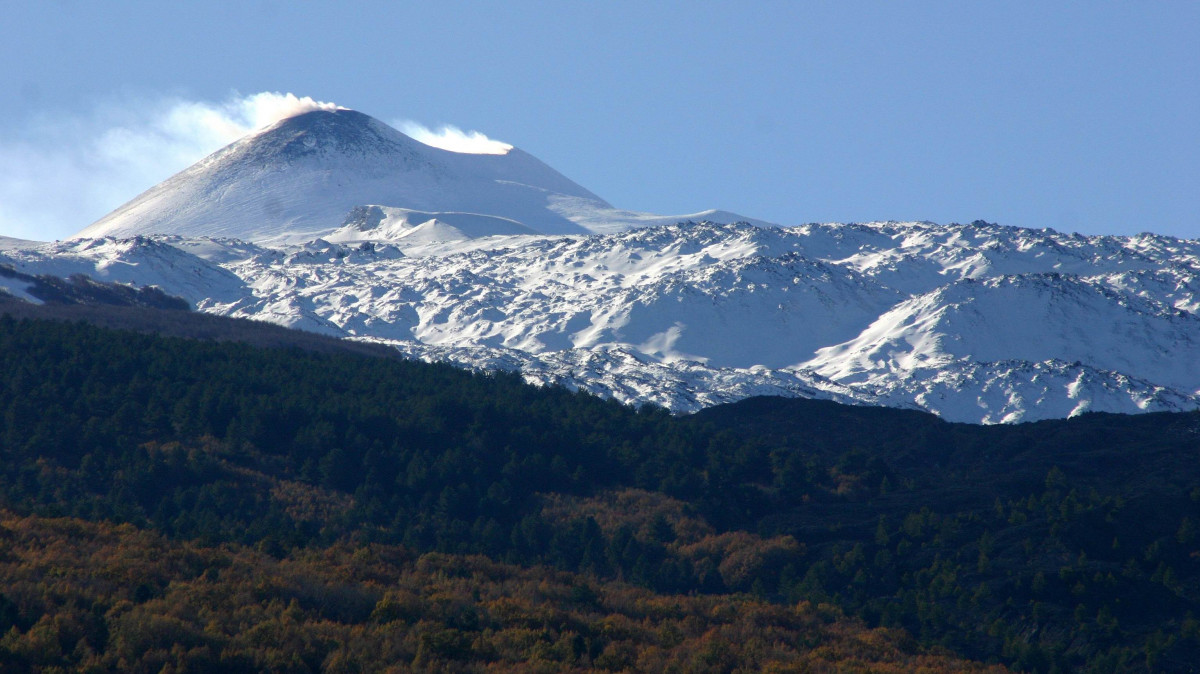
[75,109,622,243]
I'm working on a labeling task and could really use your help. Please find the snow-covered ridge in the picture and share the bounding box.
[4,219,1199,423]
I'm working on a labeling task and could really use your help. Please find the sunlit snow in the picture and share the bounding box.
[5,220,1200,424]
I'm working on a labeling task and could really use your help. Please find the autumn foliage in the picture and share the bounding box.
[0,511,1005,673]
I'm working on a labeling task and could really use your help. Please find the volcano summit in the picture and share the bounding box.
[76,109,761,244]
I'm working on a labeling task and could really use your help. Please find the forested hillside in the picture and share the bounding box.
[1,311,1197,671]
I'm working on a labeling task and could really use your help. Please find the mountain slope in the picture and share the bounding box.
[7,220,1200,423]
[808,273,1200,387]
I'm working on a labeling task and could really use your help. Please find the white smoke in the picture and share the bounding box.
[396,121,513,155]
[0,92,344,242]
[236,92,344,131]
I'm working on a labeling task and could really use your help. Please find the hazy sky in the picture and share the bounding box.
[1,1,1196,241]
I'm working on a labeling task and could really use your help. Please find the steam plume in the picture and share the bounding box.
[0,92,343,241]
[396,121,513,155]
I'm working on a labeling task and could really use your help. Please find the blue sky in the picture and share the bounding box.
[1,1,1196,241]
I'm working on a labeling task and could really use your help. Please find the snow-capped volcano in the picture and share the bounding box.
[75,109,606,241]
[75,108,764,243]
[7,106,1200,423]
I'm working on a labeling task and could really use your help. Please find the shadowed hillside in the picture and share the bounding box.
[0,308,1196,670]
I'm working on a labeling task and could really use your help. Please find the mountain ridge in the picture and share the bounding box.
[6,219,1199,423]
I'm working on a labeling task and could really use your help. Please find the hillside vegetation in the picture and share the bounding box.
[0,511,1006,673]
[1,311,1198,671]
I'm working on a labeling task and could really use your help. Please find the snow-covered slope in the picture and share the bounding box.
[0,236,40,251]
[74,109,765,243]
[327,205,541,244]
[6,220,1200,423]
[808,274,1200,392]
